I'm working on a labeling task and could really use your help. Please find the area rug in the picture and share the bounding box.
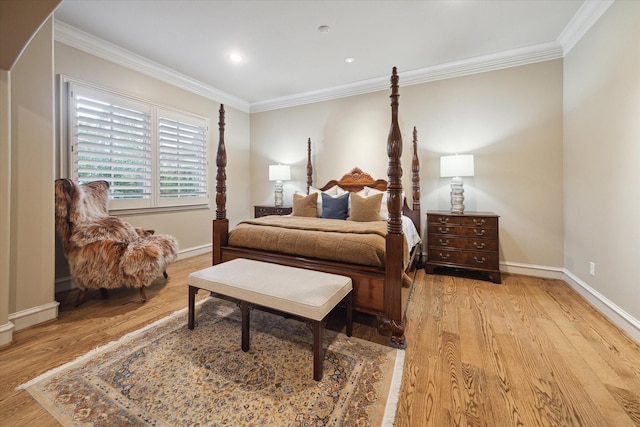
[18,297,404,426]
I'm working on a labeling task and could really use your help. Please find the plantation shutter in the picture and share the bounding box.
[70,83,152,209]
[66,79,209,211]
[158,109,209,207]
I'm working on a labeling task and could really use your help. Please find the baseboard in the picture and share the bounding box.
[0,321,15,347]
[501,261,640,344]
[177,243,212,259]
[562,270,640,343]
[55,276,76,293]
[8,301,60,332]
[51,253,640,344]
[500,261,566,279]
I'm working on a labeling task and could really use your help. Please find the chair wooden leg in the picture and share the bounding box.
[75,289,88,307]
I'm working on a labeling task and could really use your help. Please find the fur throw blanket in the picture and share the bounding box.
[55,179,179,291]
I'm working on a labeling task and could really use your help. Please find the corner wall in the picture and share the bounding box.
[563,1,640,340]
[7,17,58,332]
[0,69,13,346]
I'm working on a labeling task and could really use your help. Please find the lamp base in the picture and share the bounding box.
[274,180,284,207]
[450,176,465,214]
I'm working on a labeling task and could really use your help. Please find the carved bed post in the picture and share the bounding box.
[212,104,229,265]
[383,67,406,348]
[306,138,313,193]
[412,126,421,234]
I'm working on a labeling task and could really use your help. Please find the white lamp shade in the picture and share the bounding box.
[440,154,474,178]
[269,164,291,181]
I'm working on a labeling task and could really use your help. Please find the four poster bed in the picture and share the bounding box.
[211,67,420,347]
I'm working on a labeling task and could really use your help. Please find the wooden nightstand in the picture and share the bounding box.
[425,210,501,283]
[254,205,292,218]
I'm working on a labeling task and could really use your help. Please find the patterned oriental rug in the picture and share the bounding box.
[19,298,404,426]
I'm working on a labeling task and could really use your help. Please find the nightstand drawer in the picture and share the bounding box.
[428,214,498,229]
[428,235,499,252]
[427,224,498,239]
[427,248,499,270]
[254,205,292,218]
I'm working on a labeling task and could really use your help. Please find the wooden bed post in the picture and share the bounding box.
[212,104,229,265]
[383,67,407,348]
[306,138,313,194]
[412,126,421,235]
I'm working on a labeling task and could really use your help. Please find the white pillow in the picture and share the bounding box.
[309,185,347,217]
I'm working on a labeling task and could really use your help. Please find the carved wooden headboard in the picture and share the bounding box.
[319,167,387,193]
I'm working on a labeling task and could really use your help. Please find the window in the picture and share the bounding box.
[67,81,209,210]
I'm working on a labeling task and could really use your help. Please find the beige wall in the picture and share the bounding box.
[54,43,252,286]
[0,69,11,345]
[8,18,58,330]
[251,60,565,269]
[564,1,640,324]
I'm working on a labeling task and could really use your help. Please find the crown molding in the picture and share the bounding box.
[56,0,611,115]
[251,41,564,113]
[54,20,250,113]
[558,0,614,55]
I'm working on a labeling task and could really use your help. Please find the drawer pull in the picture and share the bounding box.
[439,252,450,260]
[439,239,450,246]
[439,227,449,233]
[474,256,486,264]
[474,229,486,236]
[438,217,449,224]
[473,241,486,249]
[473,218,486,226]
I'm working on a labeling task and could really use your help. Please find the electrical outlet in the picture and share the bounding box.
[589,262,596,276]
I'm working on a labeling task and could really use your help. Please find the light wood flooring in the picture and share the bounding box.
[1,253,639,426]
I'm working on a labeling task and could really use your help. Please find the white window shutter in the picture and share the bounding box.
[66,80,209,211]
[158,109,209,207]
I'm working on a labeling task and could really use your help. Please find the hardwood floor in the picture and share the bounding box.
[1,253,639,426]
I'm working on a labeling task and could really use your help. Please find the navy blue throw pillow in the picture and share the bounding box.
[321,192,349,220]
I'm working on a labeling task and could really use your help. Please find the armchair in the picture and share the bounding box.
[54,179,179,306]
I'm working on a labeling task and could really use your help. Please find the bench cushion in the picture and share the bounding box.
[188,259,352,321]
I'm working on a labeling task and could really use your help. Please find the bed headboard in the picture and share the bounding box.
[304,124,421,234]
[319,167,387,193]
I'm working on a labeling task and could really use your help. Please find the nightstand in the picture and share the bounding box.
[254,205,292,218]
[425,210,501,283]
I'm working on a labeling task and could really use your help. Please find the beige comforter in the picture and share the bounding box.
[228,216,408,268]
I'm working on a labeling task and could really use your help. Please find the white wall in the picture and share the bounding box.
[251,60,565,270]
[563,0,640,334]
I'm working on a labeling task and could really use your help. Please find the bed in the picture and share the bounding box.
[211,67,421,347]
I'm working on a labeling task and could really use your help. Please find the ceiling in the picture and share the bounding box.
[54,0,592,111]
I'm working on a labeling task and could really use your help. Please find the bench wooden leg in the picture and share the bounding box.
[313,320,323,381]
[188,285,198,329]
[346,291,353,337]
[241,300,250,352]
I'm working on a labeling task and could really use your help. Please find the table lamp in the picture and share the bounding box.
[269,164,291,207]
[440,154,474,214]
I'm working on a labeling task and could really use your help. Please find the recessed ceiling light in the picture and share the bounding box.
[318,25,331,33]
[229,53,244,63]
[345,57,355,63]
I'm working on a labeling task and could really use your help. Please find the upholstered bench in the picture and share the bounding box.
[187,258,353,381]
